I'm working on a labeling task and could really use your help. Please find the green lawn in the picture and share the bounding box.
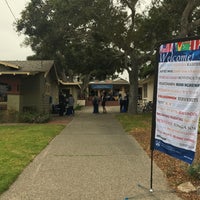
[116,113,152,132]
[0,124,65,194]
[116,112,200,134]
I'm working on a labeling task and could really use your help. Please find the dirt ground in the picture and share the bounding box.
[130,129,200,200]
[49,114,73,125]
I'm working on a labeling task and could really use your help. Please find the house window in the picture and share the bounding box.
[138,87,142,100]
[0,83,9,102]
[143,83,148,98]
[17,84,20,92]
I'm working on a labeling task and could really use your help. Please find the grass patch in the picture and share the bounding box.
[116,113,152,132]
[0,124,65,194]
[74,104,84,111]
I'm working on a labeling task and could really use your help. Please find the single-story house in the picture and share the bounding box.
[57,79,83,105]
[88,78,129,97]
[86,78,130,106]
[138,75,154,105]
[0,60,59,113]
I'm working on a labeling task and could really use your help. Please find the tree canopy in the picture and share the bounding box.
[16,0,124,80]
[16,0,200,113]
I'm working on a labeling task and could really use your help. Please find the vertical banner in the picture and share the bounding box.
[153,38,200,164]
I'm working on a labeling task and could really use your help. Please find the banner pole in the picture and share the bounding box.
[150,149,154,192]
[149,45,159,193]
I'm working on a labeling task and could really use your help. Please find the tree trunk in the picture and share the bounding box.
[128,60,138,114]
[81,74,91,99]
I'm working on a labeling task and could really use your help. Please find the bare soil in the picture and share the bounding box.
[49,115,73,125]
[130,128,200,200]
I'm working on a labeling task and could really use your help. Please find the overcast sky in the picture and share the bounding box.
[0,0,149,82]
[0,0,33,60]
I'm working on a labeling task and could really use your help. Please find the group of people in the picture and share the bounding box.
[92,92,107,114]
[56,91,129,116]
[58,92,75,116]
[92,92,129,114]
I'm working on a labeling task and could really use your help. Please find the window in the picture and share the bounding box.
[0,83,9,102]
[138,87,142,100]
[17,84,20,92]
[143,83,148,98]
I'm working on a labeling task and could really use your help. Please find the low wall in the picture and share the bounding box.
[85,100,119,106]
[77,100,86,106]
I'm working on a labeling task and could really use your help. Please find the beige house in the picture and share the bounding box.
[138,75,154,105]
[0,60,59,113]
[57,79,82,105]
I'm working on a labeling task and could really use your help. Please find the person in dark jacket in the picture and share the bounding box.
[118,94,123,113]
[101,93,107,113]
[59,92,66,116]
[67,94,75,115]
[92,94,99,113]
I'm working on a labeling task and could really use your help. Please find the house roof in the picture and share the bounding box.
[58,79,82,88]
[89,78,129,85]
[112,78,129,85]
[138,75,155,85]
[0,61,20,69]
[0,60,54,76]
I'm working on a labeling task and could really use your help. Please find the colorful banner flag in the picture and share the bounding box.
[153,38,200,164]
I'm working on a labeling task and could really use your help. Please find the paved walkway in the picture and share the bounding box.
[0,106,182,200]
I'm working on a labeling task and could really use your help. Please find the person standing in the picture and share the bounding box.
[92,94,99,113]
[59,92,66,116]
[123,93,128,112]
[101,93,107,113]
[118,94,123,113]
[68,94,75,115]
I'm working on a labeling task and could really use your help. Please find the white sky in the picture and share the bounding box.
[0,0,150,81]
[0,0,33,60]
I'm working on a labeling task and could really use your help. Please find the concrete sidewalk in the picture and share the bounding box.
[0,106,182,200]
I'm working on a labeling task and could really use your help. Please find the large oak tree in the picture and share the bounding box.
[16,0,124,98]
[16,0,200,114]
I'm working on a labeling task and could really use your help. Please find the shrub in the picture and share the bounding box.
[74,104,83,111]
[19,112,51,123]
[0,109,51,124]
[0,109,19,123]
[187,163,200,179]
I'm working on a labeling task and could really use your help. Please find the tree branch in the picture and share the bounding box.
[192,18,200,28]
[179,0,197,37]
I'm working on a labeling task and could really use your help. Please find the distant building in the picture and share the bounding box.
[86,78,129,106]
[57,79,82,106]
[0,60,58,113]
[0,60,132,111]
[138,75,154,105]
